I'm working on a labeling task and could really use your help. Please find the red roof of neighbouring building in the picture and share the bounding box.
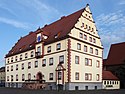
[104,42,125,66]
[103,70,119,80]
[6,7,85,57]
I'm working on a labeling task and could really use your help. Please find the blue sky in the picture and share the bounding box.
[0,0,125,67]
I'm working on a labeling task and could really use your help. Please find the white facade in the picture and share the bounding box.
[5,4,103,90]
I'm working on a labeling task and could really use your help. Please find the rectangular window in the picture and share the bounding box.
[22,74,25,81]
[57,43,61,50]
[75,72,79,80]
[75,56,79,64]
[7,76,9,81]
[11,75,13,81]
[90,47,93,54]
[79,33,83,38]
[93,38,96,43]
[22,63,24,70]
[89,37,92,42]
[7,66,9,72]
[84,45,87,52]
[25,53,28,58]
[77,43,81,50]
[42,59,46,67]
[85,73,92,81]
[96,60,100,68]
[81,23,84,28]
[7,58,9,63]
[49,73,53,80]
[20,54,22,60]
[84,34,87,40]
[96,74,99,81]
[85,58,92,66]
[49,58,53,65]
[47,46,51,53]
[16,64,18,70]
[95,49,98,55]
[59,55,64,64]
[16,74,18,81]
[35,61,38,68]
[11,65,13,71]
[11,57,13,62]
[15,56,18,61]
[28,62,31,69]
[58,72,62,80]
[28,73,31,80]
[31,51,34,57]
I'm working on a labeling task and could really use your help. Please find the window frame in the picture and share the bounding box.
[57,43,61,50]
[75,72,79,80]
[75,56,79,64]
[59,55,64,64]
[77,43,81,50]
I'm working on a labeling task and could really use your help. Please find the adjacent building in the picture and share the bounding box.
[102,70,120,89]
[104,42,125,89]
[5,4,103,90]
[0,67,5,87]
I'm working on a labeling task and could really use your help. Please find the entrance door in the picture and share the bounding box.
[58,84,63,90]
[37,72,42,83]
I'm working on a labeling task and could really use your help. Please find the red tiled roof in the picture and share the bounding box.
[104,42,125,66]
[6,7,85,57]
[103,70,119,80]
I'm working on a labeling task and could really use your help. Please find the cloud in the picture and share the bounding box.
[0,17,32,29]
[119,1,125,5]
[96,10,125,58]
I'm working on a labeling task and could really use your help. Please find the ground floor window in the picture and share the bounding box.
[85,86,88,90]
[75,86,79,90]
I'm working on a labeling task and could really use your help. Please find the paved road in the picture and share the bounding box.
[0,88,125,94]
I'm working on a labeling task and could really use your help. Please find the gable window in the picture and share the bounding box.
[37,35,41,42]
[47,46,51,53]
[84,34,87,40]
[89,37,92,42]
[88,26,91,31]
[85,73,92,81]
[79,33,83,38]
[85,58,92,66]
[58,72,62,80]
[11,65,13,71]
[42,59,46,67]
[96,74,99,81]
[90,47,93,54]
[75,56,79,64]
[75,72,79,80]
[28,62,31,69]
[92,28,94,32]
[77,43,81,50]
[16,64,18,70]
[11,57,13,62]
[84,45,87,52]
[59,55,64,64]
[57,43,61,50]
[37,46,41,55]
[85,24,88,29]
[31,51,34,57]
[28,73,31,80]
[35,61,38,68]
[25,53,28,58]
[22,74,25,81]
[16,74,18,81]
[49,73,53,80]
[93,38,96,43]
[95,49,98,55]
[20,54,22,60]
[22,63,24,70]
[49,58,53,65]
[96,60,100,68]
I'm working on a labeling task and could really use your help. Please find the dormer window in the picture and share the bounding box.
[37,35,41,42]
[19,48,22,51]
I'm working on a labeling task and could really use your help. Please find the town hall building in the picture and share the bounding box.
[5,4,103,90]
